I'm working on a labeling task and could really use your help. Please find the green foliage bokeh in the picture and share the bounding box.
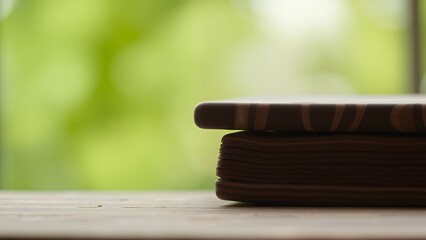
[0,0,423,189]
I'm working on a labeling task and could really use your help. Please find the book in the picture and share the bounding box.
[216,131,426,206]
[195,95,426,206]
[195,95,426,133]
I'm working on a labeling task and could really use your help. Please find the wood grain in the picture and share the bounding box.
[1,191,426,239]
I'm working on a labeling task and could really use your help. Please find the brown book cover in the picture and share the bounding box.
[195,95,426,133]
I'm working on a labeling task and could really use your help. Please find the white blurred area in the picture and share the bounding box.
[251,0,348,40]
[230,0,407,95]
[0,0,16,20]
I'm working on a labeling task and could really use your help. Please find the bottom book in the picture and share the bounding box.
[216,131,426,206]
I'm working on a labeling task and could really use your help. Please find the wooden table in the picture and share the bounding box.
[1,191,426,240]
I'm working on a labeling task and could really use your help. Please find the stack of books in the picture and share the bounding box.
[195,96,426,206]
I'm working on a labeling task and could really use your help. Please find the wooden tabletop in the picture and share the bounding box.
[1,191,426,240]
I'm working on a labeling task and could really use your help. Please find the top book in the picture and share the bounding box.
[194,95,426,133]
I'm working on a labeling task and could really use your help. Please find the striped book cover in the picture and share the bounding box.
[194,95,426,133]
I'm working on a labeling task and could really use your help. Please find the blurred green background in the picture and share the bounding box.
[0,0,425,189]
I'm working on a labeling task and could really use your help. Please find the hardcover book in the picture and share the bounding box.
[195,95,426,133]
